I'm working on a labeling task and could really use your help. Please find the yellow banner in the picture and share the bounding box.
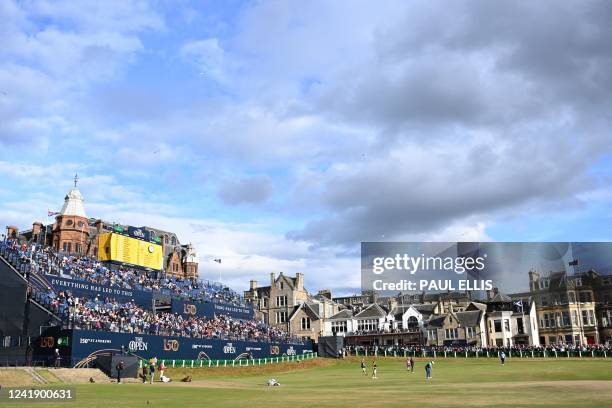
[97,232,162,270]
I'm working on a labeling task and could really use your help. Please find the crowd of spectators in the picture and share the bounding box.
[349,343,612,354]
[1,237,303,344]
[31,289,303,344]
[0,238,246,307]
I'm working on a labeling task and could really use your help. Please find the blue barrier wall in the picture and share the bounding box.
[34,329,313,366]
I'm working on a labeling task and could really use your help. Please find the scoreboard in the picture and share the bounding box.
[98,230,163,270]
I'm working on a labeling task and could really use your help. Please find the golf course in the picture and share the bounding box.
[2,357,612,407]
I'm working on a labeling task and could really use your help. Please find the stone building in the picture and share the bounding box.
[523,269,602,345]
[244,272,340,342]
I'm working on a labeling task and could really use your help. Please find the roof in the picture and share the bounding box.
[490,292,512,302]
[60,187,87,218]
[455,310,482,327]
[466,302,487,311]
[289,302,320,321]
[427,315,447,328]
[329,309,353,320]
[355,303,387,319]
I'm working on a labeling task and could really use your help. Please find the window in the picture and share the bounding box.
[77,220,84,228]
[407,316,419,331]
[565,334,573,344]
[504,319,510,332]
[263,298,269,308]
[579,292,592,303]
[494,320,502,332]
[428,329,437,340]
[582,310,589,326]
[75,243,82,254]
[445,328,459,339]
[517,318,524,334]
[280,282,284,290]
[276,311,287,323]
[331,321,347,333]
[357,319,378,332]
[301,317,311,330]
[466,327,476,338]
[66,219,73,226]
[276,296,287,307]
[562,312,571,326]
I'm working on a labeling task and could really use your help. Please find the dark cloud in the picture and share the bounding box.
[289,0,612,247]
[218,175,273,205]
[317,0,612,130]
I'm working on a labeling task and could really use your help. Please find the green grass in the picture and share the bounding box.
[2,358,612,408]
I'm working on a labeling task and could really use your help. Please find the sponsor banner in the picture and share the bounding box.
[35,329,313,365]
[171,299,254,320]
[48,276,153,307]
[362,242,612,296]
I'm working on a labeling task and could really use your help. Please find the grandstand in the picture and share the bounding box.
[0,236,312,368]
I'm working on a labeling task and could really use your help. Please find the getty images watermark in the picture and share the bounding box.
[361,242,494,295]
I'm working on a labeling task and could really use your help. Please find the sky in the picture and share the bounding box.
[1,0,612,296]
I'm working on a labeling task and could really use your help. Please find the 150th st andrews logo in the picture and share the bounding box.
[163,339,180,352]
[183,304,197,315]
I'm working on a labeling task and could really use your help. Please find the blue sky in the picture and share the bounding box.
[1,0,612,295]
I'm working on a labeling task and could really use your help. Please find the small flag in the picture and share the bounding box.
[47,210,59,217]
[513,300,524,313]
[214,259,222,264]
[569,259,579,266]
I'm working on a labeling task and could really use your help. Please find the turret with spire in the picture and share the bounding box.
[51,175,89,254]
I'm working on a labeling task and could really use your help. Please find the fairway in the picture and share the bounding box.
[2,357,612,408]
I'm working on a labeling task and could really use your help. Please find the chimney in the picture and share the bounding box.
[250,280,257,290]
[486,288,497,301]
[6,225,18,239]
[296,273,304,290]
[528,269,540,292]
[270,272,275,286]
[94,219,104,232]
[32,222,42,236]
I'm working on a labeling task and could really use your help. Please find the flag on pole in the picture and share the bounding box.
[47,210,60,217]
[214,259,222,264]
[568,259,579,266]
[513,300,524,313]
